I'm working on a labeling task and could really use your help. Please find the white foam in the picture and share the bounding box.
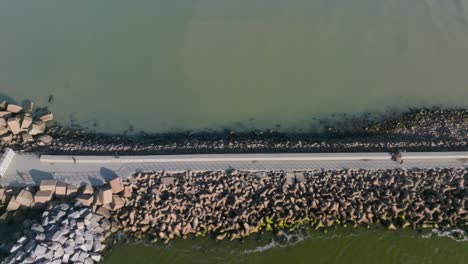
[241,233,306,254]
[425,229,468,242]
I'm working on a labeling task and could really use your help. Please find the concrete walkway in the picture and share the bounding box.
[0,149,468,187]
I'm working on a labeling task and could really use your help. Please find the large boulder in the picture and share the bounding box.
[6,104,22,113]
[7,116,21,135]
[20,116,33,129]
[28,121,45,135]
[109,178,124,194]
[99,185,112,204]
[6,196,21,211]
[39,113,54,122]
[34,190,53,204]
[15,190,34,207]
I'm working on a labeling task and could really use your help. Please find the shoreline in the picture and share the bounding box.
[2,107,468,155]
[1,168,467,263]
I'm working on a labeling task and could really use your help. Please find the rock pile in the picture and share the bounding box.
[114,168,467,242]
[1,203,109,264]
[0,101,53,147]
[0,181,77,217]
[24,108,468,155]
[0,168,467,262]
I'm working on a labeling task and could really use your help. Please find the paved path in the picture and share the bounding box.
[0,149,468,187]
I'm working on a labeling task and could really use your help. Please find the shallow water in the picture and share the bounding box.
[1,0,468,133]
[102,228,468,264]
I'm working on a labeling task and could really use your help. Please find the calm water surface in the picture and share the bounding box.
[1,0,468,133]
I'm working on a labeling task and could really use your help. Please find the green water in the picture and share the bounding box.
[103,228,468,264]
[2,0,468,133]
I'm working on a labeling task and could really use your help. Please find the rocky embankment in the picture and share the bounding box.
[28,108,468,155]
[2,168,466,263]
[114,169,467,242]
[0,101,53,149]
[2,204,107,264]
[1,99,468,155]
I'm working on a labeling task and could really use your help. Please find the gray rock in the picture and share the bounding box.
[90,253,101,262]
[17,236,27,244]
[62,253,70,263]
[41,217,49,226]
[85,231,94,241]
[68,211,81,219]
[44,249,54,259]
[78,251,90,262]
[64,245,75,255]
[49,242,62,251]
[9,243,22,253]
[56,210,67,221]
[65,239,76,248]
[24,240,36,253]
[54,246,64,259]
[22,257,35,263]
[75,235,85,245]
[59,204,70,211]
[50,259,62,264]
[76,228,85,236]
[84,257,94,264]
[34,244,47,257]
[31,224,45,233]
[80,244,90,252]
[36,233,46,241]
[93,241,103,252]
[70,252,80,262]
[85,239,94,251]
[58,235,68,245]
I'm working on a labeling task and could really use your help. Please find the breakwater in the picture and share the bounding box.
[2,99,468,155]
[1,168,466,263]
[115,169,467,242]
[19,108,468,155]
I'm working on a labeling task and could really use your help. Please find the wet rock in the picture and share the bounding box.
[39,113,54,122]
[37,134,53,145]
[6,104,22,113]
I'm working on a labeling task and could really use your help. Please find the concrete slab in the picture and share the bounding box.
[0,126,8,136]
[0,112,11,118]
[6,196,20,211]
[28,122,45,135]
[16,190,34,207]
[99,185,112,204]
[20,116,33,129]
[6,104,22,113]
[109,178,123,193]
[34,190,53,204]
[39,113,54,122]
[7,116,21,135]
